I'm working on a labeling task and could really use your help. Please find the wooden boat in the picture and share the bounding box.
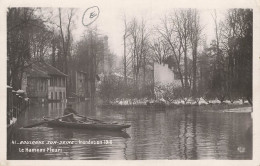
[43,117,131,131]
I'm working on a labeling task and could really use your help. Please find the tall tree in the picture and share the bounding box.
[57,8,75,96]
[223,9,253,104]
[150,37,170,65]
[122,15,131,84]
[188,9,201,96]
[7,8,48,89]
[128,17,149,88]
[175,10,190,89]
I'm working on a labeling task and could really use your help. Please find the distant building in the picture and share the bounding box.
[70,70,101,101]
[70,70,90,101]
[22,61,67,103]
[97,35,112,76]
[154,63,182,87]
[75,71,88,98]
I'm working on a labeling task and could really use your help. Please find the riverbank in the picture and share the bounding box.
[98,98,252,113]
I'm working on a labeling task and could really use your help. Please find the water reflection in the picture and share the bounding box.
[8,102,252,160]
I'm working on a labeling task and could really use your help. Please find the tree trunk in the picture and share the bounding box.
[51,38,56,67]
[192,42,197,96]
[123,35,127,85]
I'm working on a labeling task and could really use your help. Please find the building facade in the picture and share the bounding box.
[24,63,50,103]
[23,62,67,103]
[75,71,88,99]
[154,62,182,87]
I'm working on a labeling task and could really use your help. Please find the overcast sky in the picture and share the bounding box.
[47,6,227,58]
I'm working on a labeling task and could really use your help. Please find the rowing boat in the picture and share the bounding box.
[43,117,131,131]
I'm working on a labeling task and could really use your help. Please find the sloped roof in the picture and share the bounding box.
[27,61,67,78]
[27,64,50,78]
[35,61,67,77]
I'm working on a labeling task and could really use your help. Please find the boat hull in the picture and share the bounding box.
[43,117,131,131]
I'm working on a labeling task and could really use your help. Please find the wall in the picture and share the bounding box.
[154,63,181,87]
[76,71,87,97]
[48,86,66,101]
[27,77,48,102]
[48,76,66,101]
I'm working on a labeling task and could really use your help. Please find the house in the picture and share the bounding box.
[37,62,67,102]
[154,62,182,87]
[70,70,89,100]
[69,70,102,101]
[24,63,50,103]
[75,71,88,98]
[23,61,67,103]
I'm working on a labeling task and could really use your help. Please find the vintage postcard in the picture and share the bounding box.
[0,0,259,165]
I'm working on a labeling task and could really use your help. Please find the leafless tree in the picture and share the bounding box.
[57,8,75,75]
[188,9,202,96]
[122,15,131,84]
[57,8,75,96]
[127,17,149,88]
[156,14,185,88]
[150,37,170,64]
[7,8,51,89]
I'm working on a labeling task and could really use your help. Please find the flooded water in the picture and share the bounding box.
[7,102,252,160]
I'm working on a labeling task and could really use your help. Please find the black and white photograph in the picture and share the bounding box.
[1,0,259,164]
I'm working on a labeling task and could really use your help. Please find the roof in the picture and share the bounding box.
[27,64,50,78]
[36,61,67,77]
[26,61,67,78]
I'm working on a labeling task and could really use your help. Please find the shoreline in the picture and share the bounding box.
[98,102,252,112]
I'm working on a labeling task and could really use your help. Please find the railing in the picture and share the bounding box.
[7,86,29,125]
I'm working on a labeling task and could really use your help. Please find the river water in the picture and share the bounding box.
[7,102,252,160]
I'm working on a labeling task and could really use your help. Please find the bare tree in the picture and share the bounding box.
[7,8,49,89]
[122,15,131,84]
[174,10,190,90]
[150,37,170,64]
[57,8,75,96]
[127,18,141,87]
[139,19,150,87]
[156,14,185,88]
[57,8,75,73]
[188,9,201,96]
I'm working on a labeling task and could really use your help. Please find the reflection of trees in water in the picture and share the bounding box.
[191,111,197,159]
[176,110,198,159]
[226,114,252,159]
[9,103,252,159]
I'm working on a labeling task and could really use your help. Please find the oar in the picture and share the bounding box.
[76,114,118,124]
[22,114,73,128]
[23,121,48,128]
[75,114,104,123]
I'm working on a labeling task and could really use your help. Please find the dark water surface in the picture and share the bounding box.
[7,102,252,160]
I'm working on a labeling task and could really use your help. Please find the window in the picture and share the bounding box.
[61,78,63,87]
[51,92,53,99]
[39,81,43,91]
[60,92,62,99]
[58,77,60,87]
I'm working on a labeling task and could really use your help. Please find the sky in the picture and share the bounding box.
[44,6,227,58]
